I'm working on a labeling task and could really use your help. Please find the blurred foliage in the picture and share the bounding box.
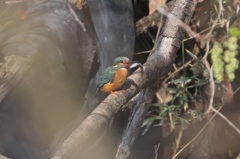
[142,50,208,134]
[211,42,224,82]
[141,0,240,134]
[211,35,239,82]
[228,27,240,37]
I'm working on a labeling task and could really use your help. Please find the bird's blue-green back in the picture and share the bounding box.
[97,65,126,88]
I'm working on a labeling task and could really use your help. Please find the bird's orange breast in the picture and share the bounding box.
[100,68,128,92]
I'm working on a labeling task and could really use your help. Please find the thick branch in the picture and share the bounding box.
[115,87,154,159]
[0,154,9,159]
[135,1,174,36]
[51,0,198,158]
[136,10,161,35]
[0,55,33,115]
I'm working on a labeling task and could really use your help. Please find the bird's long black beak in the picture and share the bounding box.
[128,61,144,76]
[129,61,141,68]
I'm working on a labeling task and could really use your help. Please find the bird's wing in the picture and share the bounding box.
[97,67,117,88]
[84,0,135,110]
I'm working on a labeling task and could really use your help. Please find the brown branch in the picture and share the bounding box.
[5,0,33,4]
[5,0,87,9]
[66,0,86,32]
[68,0,87,10]
[0,154,9,159]
[121,94,138,111]
[135,1,175,36]
[204,40,240,134]
[208,67,240,134]
[136,10,162,36]
[150,0,200,39]
[0,55,33,116]
[115,87,154,159]
[51,0,198,158]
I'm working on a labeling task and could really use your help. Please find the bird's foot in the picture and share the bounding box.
[110,91,117,95]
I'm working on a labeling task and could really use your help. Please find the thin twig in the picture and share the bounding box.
[169,112,174,131]
[201,0,240,134]
[149,0,201,39]
[172,129,183,157]
[206,66,215,113]
[172,106,222,159]
[208,65,240,134]
[210,107,240,134]
[5,0,32,4]
[232,86,240,96]
[6,0,87,32]
[203,0,226,41]
[135,10,161,35]
[135,50,152,55]
[154,144,161,159]
[121,94,139,111]
[205,45,240,134]
[163,59,193,83]
[203,40,212,113]
[68,0,87,9]
[182,24,218,42]
[66,1,86,32]
[153,13,164,49]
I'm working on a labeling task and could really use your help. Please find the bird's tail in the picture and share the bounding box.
[95,88,101,96]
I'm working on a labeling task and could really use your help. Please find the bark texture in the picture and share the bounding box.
[68,0,87,9]
[0,154,9,159]
[115,87,154,159]
[0,55,33,115]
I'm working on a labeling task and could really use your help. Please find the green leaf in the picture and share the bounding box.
[142,117,154,128]
[142,117,155,135]
[168,76,198,84]
[165,87,179,91]
[168,105,177,112]
[186,50,203,70]
[172,90,182,103]
[160,108,169,116]
[159,114,167,125]
[151,103,165,107]
[188,79,209,88]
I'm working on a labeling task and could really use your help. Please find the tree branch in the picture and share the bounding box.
[65,0,86,32]
[115,87,154,159]
[135,1,174,36]
[68,0,87,10]
[0,154,9,159]
[0,55,33,116]
[136,10,162,36]
[51,0,198,158]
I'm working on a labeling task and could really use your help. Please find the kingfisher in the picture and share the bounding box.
[97,56,142,94]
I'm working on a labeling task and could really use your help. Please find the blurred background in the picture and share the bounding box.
[0,0,240,159]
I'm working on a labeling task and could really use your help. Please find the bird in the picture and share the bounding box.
[97,57,142,94]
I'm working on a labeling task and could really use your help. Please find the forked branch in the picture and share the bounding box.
[51,0,198,158]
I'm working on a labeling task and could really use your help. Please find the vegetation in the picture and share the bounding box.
[139,0,240,158]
